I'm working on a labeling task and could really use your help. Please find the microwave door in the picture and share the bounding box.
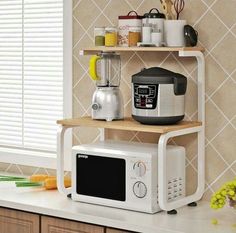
[76,154,126,201]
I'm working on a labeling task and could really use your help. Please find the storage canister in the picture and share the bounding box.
[142,8,165,44]
[118,11,142,47]
[128,26,141,47]
[94,27,105,46]
[105,27,118,47]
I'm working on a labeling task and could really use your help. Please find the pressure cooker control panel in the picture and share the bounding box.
[133,84,158,109]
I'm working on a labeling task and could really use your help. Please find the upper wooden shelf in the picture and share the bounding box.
[80,46,205,55]
[57,116,202,134]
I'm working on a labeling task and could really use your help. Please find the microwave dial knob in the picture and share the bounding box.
[133,161,146,177]
[133,181,147,198]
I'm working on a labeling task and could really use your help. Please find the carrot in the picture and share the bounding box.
[44,177,71,190]
[15,176,71,190]
[29,174,54,183]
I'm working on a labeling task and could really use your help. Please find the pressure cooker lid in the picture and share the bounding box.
[132,67,187,95]
[132,67,176,84]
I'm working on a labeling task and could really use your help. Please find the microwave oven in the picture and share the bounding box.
[71,140,185,213]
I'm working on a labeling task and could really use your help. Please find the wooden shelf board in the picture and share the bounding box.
[80,46,205,55]
[57,116,202,134]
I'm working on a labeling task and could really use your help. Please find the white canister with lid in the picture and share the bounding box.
[142,8,166,43]
[118,11,142,47]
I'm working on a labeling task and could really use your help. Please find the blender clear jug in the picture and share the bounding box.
[89,52,121,87]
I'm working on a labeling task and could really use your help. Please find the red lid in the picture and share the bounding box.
[119,11,143,19]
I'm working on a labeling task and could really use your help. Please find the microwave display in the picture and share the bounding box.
[76,154,126,201]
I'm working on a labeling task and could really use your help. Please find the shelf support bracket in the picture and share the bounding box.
[57,125,74,196]
[158,126,204,211]
[178,50,205,123]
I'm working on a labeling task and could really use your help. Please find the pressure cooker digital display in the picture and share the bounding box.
[138,88,149,95]
[133,84,158,109]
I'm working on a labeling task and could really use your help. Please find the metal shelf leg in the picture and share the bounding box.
[57,125,73,196]
[158,126,205,211]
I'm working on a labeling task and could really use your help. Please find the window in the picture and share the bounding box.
[0,0,72,168]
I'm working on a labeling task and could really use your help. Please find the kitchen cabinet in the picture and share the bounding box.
[41,216,104,233]
[106,228,133,233]
[41,217,135,233]
[0,208,40,233]
[0,207,135,233]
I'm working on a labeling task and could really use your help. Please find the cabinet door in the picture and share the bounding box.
[106,228,134,233]
[0,207,40,233]
[41,216,104,233]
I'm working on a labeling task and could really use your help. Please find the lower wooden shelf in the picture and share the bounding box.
[57,116,202,134]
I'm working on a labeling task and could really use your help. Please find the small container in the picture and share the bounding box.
[128,26,141,47]
[142,22,152,43]
[94,27,105,46]
[105,27,118,47]
[151,25,162,46]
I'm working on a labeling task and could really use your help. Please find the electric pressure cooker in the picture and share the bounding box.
[132,67,187,125]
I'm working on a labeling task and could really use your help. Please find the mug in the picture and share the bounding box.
[164,20,187,47]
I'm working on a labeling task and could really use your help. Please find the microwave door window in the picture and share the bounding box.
[76,154,126,201]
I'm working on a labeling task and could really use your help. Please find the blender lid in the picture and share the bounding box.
[99,51,120,57]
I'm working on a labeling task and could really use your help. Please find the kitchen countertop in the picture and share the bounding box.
[0,182,235,233]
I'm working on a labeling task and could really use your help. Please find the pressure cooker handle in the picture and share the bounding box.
[173,74,187,95]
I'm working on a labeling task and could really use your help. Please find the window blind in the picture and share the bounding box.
[0,0,63,153]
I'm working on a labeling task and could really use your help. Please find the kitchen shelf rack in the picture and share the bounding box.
[57,47,205,213]
[57,117,202,134]
[79,46,205,55]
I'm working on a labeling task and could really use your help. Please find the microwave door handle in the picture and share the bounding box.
[57,126,72,196]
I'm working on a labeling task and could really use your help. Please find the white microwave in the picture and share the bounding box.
[71,140,185,213]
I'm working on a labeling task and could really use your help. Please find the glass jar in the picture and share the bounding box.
[105,27,118,47]
[94,27,105,46]
[128,26,141,47]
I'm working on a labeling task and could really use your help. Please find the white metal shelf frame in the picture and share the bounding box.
[56,50,205,211]
[158,51,205,210]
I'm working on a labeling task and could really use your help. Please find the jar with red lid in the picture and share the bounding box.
[118,11,142,47]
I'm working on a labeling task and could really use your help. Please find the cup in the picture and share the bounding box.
[142,24,152,43]
[151,32,162,46]
[164,20,186,47]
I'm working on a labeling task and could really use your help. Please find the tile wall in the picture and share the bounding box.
[1,0,236,200]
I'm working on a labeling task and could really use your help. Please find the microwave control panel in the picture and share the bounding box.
[133,84,158,110]
[130,159,151,199]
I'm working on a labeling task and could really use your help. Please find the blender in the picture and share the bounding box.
[89,52,124,121]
